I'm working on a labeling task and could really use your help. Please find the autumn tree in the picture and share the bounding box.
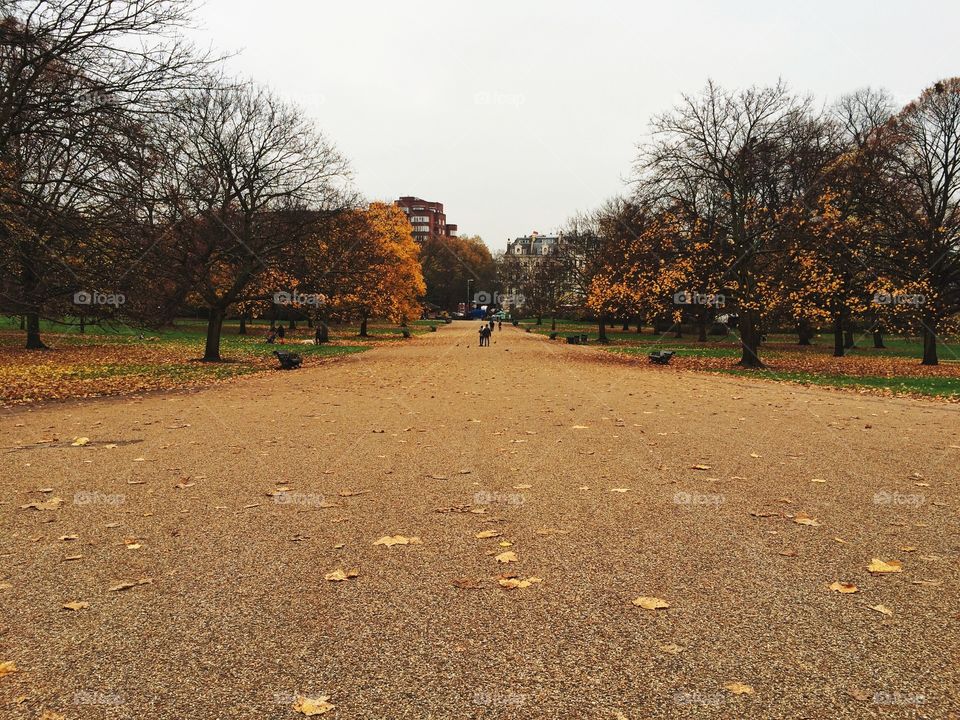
[418,233,496,311]
[141,81,351,361]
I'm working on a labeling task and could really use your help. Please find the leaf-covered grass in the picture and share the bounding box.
[0,316,388,406]
[716,369,960,399]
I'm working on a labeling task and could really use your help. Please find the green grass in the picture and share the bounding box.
[717,369,960,399]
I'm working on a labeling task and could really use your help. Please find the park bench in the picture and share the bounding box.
[273,350,302,369]
[648,350,674,365]
[566,335,580,345]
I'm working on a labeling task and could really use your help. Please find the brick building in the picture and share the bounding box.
[395,196,458,242]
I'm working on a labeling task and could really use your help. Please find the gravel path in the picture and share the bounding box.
[2,324,958,719]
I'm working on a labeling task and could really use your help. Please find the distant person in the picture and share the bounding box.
[276,325,286,344]
[498,320,502,331]
[266,328,277,344]
[479,323,485,347]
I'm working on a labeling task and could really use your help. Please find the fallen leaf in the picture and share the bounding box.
[498,576,542,589]
[373,535,422,547]
[0,661,17,678]
[659,643,685,655]
[292,694,335,716]
[495,551,518,563]
[632,596,670,610]
[452,577,483,589]
[20,497,63,511]
[338,489,370,497]
[62,601,90,611]
[570,425,589,429]
[71,437,90,446]
[475,530,501,539]
[58,534,79,541]
[109,577,153,592]
[724,682,755,696]
[868,604,893,616]
[810,478,826,483]
[912,579,941,587]
[324,568,358,582]
[867,558,902,574]
[793,513,820,527]
[691,464,712,470]
[609,488,630,493]
[829,582,858,594]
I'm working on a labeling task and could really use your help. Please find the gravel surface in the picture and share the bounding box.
[1,323,958,719]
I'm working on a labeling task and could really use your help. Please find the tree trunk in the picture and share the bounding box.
[797,320,812,345]
[315,320,330,344]
[238,316,247,335]
[697,311,707,342]
[844,328,855,349]
[622,320,629,331]
[25,313,48,349]
[737,310,764,367]
[872,329,884,348]
[551,316,556,331]
[288,317,296,330]
[921,321,938,365]
[79,315,85,334]
[832,312,844,357]
[597,315,608,343]
[203,308,225,362]
[674,322,682,338]
[307,316,313,328]
[19,315,25,330]
[536,315,542,326]
[359,315,368,337]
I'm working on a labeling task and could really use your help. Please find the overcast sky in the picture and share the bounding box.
[189,0,959,252]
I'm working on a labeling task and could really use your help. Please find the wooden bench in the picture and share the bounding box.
[648,350,675,365]
[273,350,303,369]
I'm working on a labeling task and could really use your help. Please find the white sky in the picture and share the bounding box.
[189,0,959,252]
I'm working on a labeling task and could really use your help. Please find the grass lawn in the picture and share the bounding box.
[0,316,437,406]
[519,317,960,400]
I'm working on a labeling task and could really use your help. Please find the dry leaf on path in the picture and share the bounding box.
[829,582,858,594]
[71,437,90,446]
[570,425,589,429]
[868,559,903,574]
[475,530,501,539]
[324,568,358,582]
[691,464,712,470]
[793,513,820,527]
[62,601,90,611]
[498,576,542,589]
[0,661,17,678]
[109,577,153,592]
[632,596,670,610]
[724,682,755,695]
[868,604,893,616]
[292,695,335,716]
[659,643,684,655]
[373,535,422,547]
[495,551,518,563]
[20,497,63,511]
[452,578,483,589]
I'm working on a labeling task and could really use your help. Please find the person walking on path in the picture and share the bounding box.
[276,324,286,345]
[479,324,486,347]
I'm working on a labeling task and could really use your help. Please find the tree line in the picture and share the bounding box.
[0,0,425,360]
[501,79,960,366]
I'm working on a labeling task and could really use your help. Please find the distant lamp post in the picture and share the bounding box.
[467,279,473,307]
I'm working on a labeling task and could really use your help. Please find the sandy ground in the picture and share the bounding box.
[1,323,958,719]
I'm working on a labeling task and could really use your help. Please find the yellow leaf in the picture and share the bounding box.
[495,551,518,563]
[724,682,755,695]
[71,437,90,446]
[373,535,421,547]
[293,695,335,716]
[793,513,820,527]
[0,661,17,678]
[829,582,858,594]
[62,601,89,611]
[868,558,902,574]
[475,530,501,539]
[632,596,670,610]
[868,604,893,616]
[498,577,542,589]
